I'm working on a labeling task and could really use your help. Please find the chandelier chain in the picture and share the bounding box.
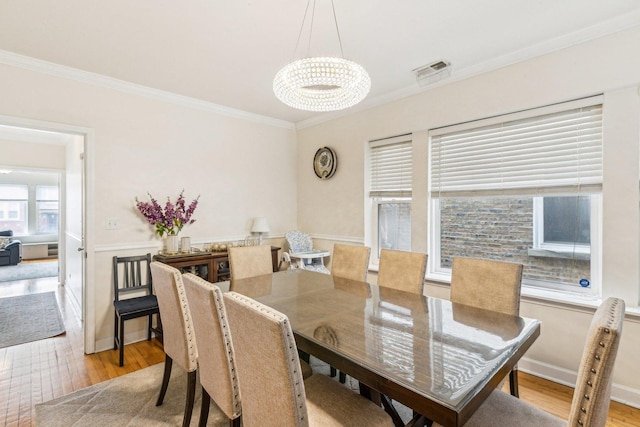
[330,0,345,58]
[292,0,313,59]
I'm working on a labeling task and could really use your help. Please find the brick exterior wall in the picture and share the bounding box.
[439,197,590,287]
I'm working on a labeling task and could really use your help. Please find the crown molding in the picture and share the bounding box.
[0,50,295,130]
[295,12,640,130]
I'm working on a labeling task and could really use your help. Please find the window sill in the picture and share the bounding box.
[424,275,640,321]
[527,248,590,261]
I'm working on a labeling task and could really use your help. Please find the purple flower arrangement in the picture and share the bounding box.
[135,191,200,237]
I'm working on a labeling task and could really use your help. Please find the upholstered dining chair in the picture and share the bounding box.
[450,256,523,397]
[112,253,160,367]
[228,245,273,281]
[149,262,198,427]
[435,297,625,427]
[329,244,371,382]
[223,291,393,427]
[377,249,428,295]
[331,244,371,282]
[182,273,241,427]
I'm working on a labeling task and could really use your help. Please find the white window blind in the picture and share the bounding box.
[370,135,413,198]
[430,97,603,197]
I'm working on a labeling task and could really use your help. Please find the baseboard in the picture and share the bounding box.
[519,357,640,409]
[94,327,160,354]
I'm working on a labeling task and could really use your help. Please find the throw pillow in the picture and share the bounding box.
[0,237,9,249]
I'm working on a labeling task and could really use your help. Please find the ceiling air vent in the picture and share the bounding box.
[413,60,451,87]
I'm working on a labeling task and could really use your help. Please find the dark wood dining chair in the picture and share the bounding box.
[150,261,198,427]
[112,253,160,367]
[450,256,523,397]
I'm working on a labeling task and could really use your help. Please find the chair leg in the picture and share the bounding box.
[509,369,519,398]
[182,370,197,427]
[118,317,125,367]
[113,313,118,350]
[147,314,153,341]
[339,371,346,384]
[156,355,173,406]
[231,417,241,427]
[198,386,211,427]
[330,366,337,377]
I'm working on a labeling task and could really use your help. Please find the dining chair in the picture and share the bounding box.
[182,273,241,427]
[112,253,160,367]
[149,262,198,427]
[228,245,273,280]
[435,297,625,427]
[377,249,428,295]
[450,256,523,396]
[329,244,371,382]
[223,291,393,427]
[331,244,371,282]
[227,270,314,379]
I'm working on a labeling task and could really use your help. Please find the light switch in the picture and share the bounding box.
[105,217,119,230]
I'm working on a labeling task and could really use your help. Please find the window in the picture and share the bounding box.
[532,195,592,256]
[369,135,413,263]
[429,97,603,293]
[0,184,28,234]
[36,185,59,234]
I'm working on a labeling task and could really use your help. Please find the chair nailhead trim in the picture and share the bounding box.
[578,420,584,425]
[587,381,593,387]
[594,354,600,360]
[581,407,586,413]
[599,341,605,347]
[591,368,597,374]
[584,394,590,400]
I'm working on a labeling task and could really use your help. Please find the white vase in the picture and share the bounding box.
[165,235,179,254]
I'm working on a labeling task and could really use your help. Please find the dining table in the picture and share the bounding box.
[218,269,541,427]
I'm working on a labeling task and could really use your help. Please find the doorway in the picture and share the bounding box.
[0,116,92,353]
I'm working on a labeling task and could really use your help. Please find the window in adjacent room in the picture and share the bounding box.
[369,134,413,264]
[36,185,59,234]
[429,96,603,293]
[0,184,29,234]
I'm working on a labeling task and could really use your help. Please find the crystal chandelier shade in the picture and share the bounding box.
[273,0,371,112]
[274,57,371,112]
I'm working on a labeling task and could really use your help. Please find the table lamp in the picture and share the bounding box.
[251,217,270,245]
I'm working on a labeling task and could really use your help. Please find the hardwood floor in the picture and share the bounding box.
[1,273,639,426]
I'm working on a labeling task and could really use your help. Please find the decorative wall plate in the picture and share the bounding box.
[313,146,338,179]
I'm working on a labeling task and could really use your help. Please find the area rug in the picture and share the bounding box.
[0,261,58,282]
[35,363,229,426]
[0,291,66,348]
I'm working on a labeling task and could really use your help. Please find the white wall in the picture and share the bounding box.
[297,26,640,407]
[0,60,298,352]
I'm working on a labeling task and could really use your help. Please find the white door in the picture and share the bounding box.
[63,136,85,319]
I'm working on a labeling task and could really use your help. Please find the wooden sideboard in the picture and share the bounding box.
[153,246,280,282]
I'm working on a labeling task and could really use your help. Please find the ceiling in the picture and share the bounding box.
[1,1,639,126]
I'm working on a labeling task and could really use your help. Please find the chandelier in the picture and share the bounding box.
[273,0,371,112]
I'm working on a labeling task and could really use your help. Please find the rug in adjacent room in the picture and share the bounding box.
[0,291,65,348]
[0,261,59,282]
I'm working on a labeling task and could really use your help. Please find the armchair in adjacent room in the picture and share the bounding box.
[0,230,22,266]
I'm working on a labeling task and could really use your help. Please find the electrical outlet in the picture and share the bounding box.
[105,217,119,230]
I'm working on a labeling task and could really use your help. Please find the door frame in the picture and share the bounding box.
[0,114,95,353]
